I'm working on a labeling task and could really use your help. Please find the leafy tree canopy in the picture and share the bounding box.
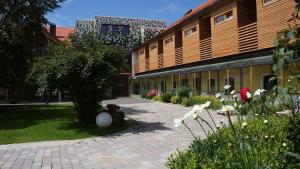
[29,33,126,123]
[0,0,65,89]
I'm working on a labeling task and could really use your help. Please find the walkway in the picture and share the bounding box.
[0,97,230,169]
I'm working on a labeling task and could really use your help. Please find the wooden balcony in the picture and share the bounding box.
[200,37,212,60]
[175,47,183,65]
[158,54,164,68]
[238,22,258,53]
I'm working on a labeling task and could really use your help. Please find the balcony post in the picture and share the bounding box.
[208,70,211,95]
[179,74,181,88]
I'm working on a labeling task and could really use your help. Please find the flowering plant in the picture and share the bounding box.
[240,88,251,102]
[146,89,157,98]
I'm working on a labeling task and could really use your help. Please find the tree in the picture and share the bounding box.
[0,0,65,102]
[29,33,126,123]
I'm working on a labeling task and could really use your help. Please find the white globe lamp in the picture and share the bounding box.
[96,112,112,127]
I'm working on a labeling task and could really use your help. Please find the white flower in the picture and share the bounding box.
[220,98,225,102]
[174,118,184,128]
[239,104,242,109]
[246,92,252,99]
[242,122,247,129]
[230,90,236,95]
[216,124,220,129]
[215,93,221,98]
[264,120,268,124]
[203,101,211,108]
[233,94,238,98]
[222,105,234,112]
[224,85,231,90]
[234,102,237,107]
[288,79,291,83]
[254,89,266,96]
[265,135,269,139]
[282,143,287,147]
[255,114,259,116]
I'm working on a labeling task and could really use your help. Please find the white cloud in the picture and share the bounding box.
[63,0,73,6]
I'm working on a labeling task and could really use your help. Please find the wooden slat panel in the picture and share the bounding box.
[238,22,258,53]
[200,37,212,60]
[175,47,183,65]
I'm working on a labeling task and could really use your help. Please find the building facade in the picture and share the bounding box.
[130,0,299,96]
[75,16,167,98]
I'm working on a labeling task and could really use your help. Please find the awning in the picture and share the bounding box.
[133,55,273,79]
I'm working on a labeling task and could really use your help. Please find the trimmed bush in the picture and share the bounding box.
[152,96,161,101]
[177,87,191,99]
[161,93,174,103]
[182,97,193,107]
[181,95,221,109]
[171,96,181,104]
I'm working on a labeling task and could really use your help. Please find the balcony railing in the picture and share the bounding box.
[158,54,164,68]
[200,37,212,60]
[175,47,183,65]
[238,22,258,53]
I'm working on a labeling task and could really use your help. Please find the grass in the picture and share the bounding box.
[0,103,128,145]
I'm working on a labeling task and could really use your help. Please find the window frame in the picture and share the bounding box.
[139,50,145,55]
[263,0,280,6]
[214,10,233,26]
[184,27,197,37]
[164,37,174,45]
[150,45,157,51]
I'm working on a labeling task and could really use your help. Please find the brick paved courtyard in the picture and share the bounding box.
[0,97,231,169]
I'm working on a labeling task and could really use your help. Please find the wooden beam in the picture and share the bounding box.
[208,71,211,95]
[250,66,253,91]
[179,74,181,88]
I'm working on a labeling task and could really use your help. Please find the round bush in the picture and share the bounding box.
[177,87,191,99]
[161,93,174,103]
[171,96,180,104]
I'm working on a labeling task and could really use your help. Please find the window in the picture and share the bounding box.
[121,25,130,35]
[139,50,144,55]
[150,45,157,51]
[184,27,197,37]
[263,0,279,6]
[182,79,189,87]
[164,37,174,45]
[101,24,109,34]
[207,79,216,94]
[112,25,119,34]
[215,10,233,25]
[262,75,278,91]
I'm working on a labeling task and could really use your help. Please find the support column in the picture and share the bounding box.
[208,70,211,95]
[226,68,230,95]
[217,70,220,92]
[250,66,253,91]
[240,67,243,91]
[193,72,196,93]
[179,74,181,88]
[172,74,174,90]
[199,72,202,95]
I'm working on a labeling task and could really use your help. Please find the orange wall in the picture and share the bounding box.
[211,0,238,58]
[149,41,158,70]
[182,20,201,64]
[138,48,146,72]
[163,33,176,68]
[256,0,295,49]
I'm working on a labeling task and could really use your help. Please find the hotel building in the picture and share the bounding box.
[130,0,299,96]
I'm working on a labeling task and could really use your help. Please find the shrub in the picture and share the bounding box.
[182,97,193,107]
[167,115,293,169]
[177,87,191,99]
[161,93,174,103]
[171,96,180,104]
[140,90,149,99]
[152,96,161,101]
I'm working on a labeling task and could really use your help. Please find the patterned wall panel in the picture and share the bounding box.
[75,16,167,53]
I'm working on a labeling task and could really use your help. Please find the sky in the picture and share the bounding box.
[46,0,207,27]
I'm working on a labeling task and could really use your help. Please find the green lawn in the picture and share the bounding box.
[0,103,128,145]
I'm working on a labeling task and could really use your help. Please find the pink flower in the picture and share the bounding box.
[147,89,157,97]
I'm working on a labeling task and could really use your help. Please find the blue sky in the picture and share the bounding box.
[47,0,206,27]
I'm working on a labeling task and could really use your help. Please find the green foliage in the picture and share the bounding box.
[167,115,294,169]
[287,114,300,154]
[171,96,181,104]
[177,87,191,99]
[152,96,161,101]
[182,97,193,107]
[29,33,126,123]
[0,104,128,144]
[161,93,174,103]
[140,90,149,99]
[181,96,221,109]
[0,0,65,94]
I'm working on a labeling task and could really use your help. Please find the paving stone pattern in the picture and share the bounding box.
[0,97,232,169]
